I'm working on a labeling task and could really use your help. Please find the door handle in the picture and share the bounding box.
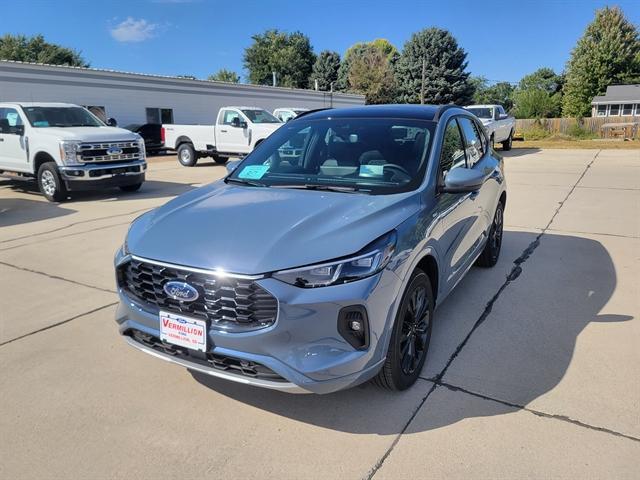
[220,129,228,133]
[0,138,4,142]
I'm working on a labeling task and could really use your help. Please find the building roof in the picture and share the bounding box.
[591,84,640,104]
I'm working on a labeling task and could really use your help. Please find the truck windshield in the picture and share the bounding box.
[22,107,104,128]
[466,107,493,119]
[241,109,281,124]
[293,110,308,115]
[226,117,434,195]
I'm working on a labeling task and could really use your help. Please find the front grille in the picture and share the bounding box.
[79,141,142,163]
[117,258,278,332]
[128,329,286,381]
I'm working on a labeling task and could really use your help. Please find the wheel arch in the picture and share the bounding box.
[175,136,193,149]
[415,254,439,304]
[33,151,56,174]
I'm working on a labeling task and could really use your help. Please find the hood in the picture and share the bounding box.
[251,123,282,137]
[127,181,420,274]
[35,126,140,142]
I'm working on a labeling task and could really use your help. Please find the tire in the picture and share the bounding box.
[490,134,495,150]
[37,162,67,202]
[502,131,513,151]
[213,155,228,165]
[476,201,504,268]
[374,269,434,391]
[119,183,142,192]
[177,143,198,167]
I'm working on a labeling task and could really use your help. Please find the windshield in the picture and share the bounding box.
[227,117,434,195]
[466,107,493,119]
[241,109,281,124]
[23,106,104,128]
[293,110,308,115]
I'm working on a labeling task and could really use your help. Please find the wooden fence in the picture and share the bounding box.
[515,116,638,135]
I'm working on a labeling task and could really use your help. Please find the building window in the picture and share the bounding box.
[634,104,640,116]
[622,104,633,116]
[609,104,620,116]
[146,108,173,124]
[596,105,607,117]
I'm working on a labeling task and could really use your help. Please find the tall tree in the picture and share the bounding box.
[0,34,88,67]
[243,29,315,88]
[308,50,340,90]
[518,67,564,94]
[208,69,240,83]
[396,28,474,105]
[512,67,563,118]
[472,77,515,111]
[347,45,397,104]
[562,6,640,117]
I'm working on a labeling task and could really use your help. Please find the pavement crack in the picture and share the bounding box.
[0,302,118,347]
[436,380,640,443]
[0,260,116,294]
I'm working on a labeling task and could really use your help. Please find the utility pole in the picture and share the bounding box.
[329,81,335,108]
[272,71,277,87]
[420,57,426,105]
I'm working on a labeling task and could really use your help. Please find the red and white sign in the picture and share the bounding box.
[159,311,207,352]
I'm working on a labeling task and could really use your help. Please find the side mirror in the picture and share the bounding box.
[14,124,25,136]
[226,160,241,174]
[441,167,485,193]
[106,117,118,127]
[498,113,509,120]
[231,117,247,128]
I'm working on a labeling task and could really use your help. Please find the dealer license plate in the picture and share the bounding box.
[159,311,207,352]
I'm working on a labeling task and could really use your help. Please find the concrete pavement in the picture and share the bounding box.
[0,150,638,479]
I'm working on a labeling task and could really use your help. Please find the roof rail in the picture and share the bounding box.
[433,104,458,122]
[294,108,333,119]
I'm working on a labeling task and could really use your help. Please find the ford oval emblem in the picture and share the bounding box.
[163,281,199,302]
[107,146,123,155]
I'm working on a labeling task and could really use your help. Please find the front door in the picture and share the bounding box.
[215,109,250,153]
[0,107,28,171]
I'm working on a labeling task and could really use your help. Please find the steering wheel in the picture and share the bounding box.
[383,163,411,181]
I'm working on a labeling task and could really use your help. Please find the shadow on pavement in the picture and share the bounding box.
[501,147,541,157]
[191,232,630,434]
[0,197,76,227]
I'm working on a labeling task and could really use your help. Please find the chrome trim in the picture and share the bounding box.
[60,160,147,181]
[79,141,139,150]
[125,337,308,393]
[130,254,266,280]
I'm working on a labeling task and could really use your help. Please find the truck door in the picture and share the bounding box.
[0,107,29,172]
[215,109,250,154]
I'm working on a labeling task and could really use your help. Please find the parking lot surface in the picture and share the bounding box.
[1,149,639,479]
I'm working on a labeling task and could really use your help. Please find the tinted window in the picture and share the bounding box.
[23,107,102,128]
[227,118,434,195]
[466,107,493,119]
[241,109,280,124]
[0,107,24,134]
[439,119,467,178]
[458,117,484,166]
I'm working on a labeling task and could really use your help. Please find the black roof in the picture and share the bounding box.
[297,104,464,122]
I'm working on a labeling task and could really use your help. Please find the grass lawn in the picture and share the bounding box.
[511,139,640,150]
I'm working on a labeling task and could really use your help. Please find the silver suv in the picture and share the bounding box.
[114,105,506,394]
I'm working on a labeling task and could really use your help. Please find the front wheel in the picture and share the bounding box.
[476,201,504,268]
[374,269,434,391]
[38,162,67,202]
[177,143,198,167]
[213,155,228,165]
[502,131,513,151]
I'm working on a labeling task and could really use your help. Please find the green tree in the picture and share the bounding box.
[472,77,515,111]
[243,29,315,88]
[396,28,474,105]
[308,50,340,90]
[336,39,398,93]
[208,69,240,83]
[562,6,640,117]
[512,88,562,119]
[347,45,397,104]
[518,67,564,94]
[0,34,88,67]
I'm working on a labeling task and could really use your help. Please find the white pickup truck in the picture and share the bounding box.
[464,104,515,150]
[273,107,309,122]
[0,102,146,202]
[162,106,282,167]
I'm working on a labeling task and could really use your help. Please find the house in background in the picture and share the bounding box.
[591,84,640,117]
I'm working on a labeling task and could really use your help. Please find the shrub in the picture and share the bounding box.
[523,125,550,141]
[566,122,597,139]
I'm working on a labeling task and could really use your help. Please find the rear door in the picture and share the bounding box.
[215,109,249,153]
[0,107,29,172]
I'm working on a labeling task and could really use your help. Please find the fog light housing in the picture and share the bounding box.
[338,306,369,350]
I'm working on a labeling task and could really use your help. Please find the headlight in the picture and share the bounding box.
[136,136,146,159]
[59,140,82,165]
[273,231,397,288]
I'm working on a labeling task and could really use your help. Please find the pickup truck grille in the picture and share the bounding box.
[78,141,142,163]
[117,258,278,333]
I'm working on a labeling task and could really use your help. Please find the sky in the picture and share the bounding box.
[2,0,639,85]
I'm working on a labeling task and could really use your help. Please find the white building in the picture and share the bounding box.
[0,60,364,126]
[591,84,640,117]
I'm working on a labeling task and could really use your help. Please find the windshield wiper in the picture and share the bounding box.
[275,184,364,194]
[225,177,269,188]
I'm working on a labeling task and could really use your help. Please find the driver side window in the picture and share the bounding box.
[439,118,467,183]
[222,110,240,126]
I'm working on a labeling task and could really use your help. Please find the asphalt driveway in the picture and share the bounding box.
[0,149,638,479]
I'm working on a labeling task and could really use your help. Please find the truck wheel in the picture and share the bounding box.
[502,131,513,151]
[177,143,198,167]
[213,155,228,165]
[490,134,495,149]
[38,162,67,202]
[119,183,142,192]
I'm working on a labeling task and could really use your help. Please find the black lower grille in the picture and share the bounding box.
[128,329,285,381]
[117,258,277,332]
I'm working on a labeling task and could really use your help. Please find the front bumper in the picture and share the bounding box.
[114,253,404,394]
[60,160,147,191]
